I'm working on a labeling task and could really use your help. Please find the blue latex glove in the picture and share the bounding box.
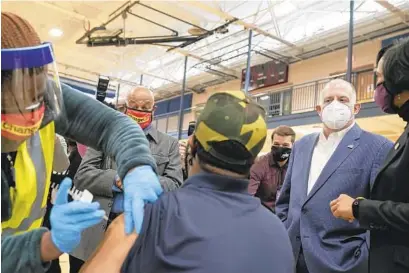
[50,178,105,253]
[123,165,162,234]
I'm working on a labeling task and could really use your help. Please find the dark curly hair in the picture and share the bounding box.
[383,39,409,95]
[376,44,393,66]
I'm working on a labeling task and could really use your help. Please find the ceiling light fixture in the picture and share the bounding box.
[49,28,63,37]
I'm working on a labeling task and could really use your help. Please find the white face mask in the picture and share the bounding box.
[321,100,353,130]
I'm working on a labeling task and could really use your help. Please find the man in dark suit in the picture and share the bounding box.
[70,86,183,269]
[276,79,393,273]
[331,40,409,273]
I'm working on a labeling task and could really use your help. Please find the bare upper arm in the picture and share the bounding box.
[80,215,138,273]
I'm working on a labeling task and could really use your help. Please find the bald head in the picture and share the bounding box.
[126,86,155,111]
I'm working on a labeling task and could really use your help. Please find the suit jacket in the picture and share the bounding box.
[276,124,393,273]
[357,124,409,273]
[71,126,183,261]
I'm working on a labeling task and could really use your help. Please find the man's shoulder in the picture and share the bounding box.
[359,129,393,146]
[294,132,319,146]
[154,128,178,143]
[254,153,271,166]
[83,146,104,159]
[145,189,179,212]
[253,206,292,242]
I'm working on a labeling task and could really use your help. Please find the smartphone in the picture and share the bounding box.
[187,121,196,136]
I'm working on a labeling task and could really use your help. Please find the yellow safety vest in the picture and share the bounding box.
[1,122,55,236]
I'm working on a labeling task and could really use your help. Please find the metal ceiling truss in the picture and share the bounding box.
[59,61,203,93]
[166,18,238,51]
[292,22,409,62]
[191,77,233,92]
[192,36,290,72]
[197,28,297,63]
[201,67,237,80]
[76,1,237,48]
[374,0,409,27]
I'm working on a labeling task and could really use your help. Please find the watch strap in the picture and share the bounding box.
[352,197,365,219]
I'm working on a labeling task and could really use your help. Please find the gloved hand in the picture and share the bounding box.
[123,165,162,234]
[50,178,105,253]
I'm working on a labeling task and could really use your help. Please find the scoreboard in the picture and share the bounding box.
[241,60,289,91]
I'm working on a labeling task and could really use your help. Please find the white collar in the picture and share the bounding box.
[319,121,355,142]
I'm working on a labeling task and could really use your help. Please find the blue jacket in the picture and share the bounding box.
[122,171,295,273]
[276,124,393,273]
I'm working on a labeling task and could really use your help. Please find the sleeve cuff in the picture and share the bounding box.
[357,199,388,231]
[30,228,52,272]
[117,157,157,180]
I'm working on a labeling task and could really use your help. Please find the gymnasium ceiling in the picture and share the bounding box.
[2,0,409,99]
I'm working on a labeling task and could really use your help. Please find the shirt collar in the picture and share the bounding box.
[319,121,356,142]
[183,171,249,193]
[144,125,158,143]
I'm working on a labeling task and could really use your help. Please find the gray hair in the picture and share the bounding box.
[117,85,154,106]
[319,79,357,105]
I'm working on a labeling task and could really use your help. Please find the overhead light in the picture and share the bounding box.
[49,28,63,37]
[260,95,269,100]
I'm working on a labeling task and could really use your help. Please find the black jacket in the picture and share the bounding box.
[43,148,83,230]
[358,124,409,273]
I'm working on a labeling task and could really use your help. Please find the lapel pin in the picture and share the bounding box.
[347,145,354,149]
[394,143,400,150]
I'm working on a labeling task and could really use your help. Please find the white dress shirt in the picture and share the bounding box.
[307,122,355,194]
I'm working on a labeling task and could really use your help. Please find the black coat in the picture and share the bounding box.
[43,149,83,229]
[358,124,409,273]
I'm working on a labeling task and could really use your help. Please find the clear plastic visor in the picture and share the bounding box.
[1,43,62,141]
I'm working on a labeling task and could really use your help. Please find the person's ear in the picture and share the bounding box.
[316,105,322,115]
[352,103,361,115]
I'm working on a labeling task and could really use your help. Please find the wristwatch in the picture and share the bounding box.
[352,197,365,219]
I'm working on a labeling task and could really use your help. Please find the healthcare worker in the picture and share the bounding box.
[1,12,162,273]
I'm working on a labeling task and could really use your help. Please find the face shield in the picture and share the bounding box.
[1,43,63,142]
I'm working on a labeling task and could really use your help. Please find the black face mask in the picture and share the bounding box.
[384,84,409,122]
[397,100,409,122]
[271,146,292,163]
